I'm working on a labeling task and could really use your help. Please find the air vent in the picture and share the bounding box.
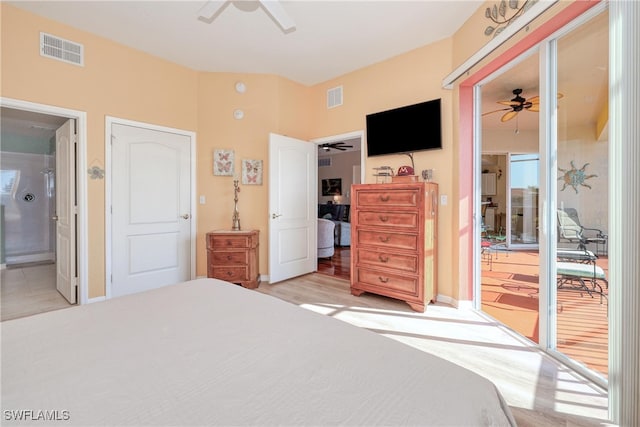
[318,157,331,167]
[40,32,84,66]
[327,86,343,109]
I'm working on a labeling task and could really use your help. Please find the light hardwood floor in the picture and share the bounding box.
[1,262,72,321]
[258,273,612,427]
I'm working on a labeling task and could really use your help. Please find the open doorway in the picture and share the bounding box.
[313,132,363,281]
[1,102,85,319]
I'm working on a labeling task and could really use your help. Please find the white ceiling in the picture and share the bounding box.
[9,0,482,86]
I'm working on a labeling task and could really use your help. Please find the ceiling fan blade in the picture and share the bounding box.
[527,95,540,104]
[497,100,521,106]
[482,107,511,116]
[260,0,296,31]
[197,0,227,20]
[527,104,540,112]
[501,110,519,122]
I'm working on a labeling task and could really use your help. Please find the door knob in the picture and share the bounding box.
[181,214,190,219]
[272,213,282,219]
[52,215,59,221]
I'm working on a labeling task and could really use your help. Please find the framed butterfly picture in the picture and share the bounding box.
[242,159,263,185]
[213,149,234,176]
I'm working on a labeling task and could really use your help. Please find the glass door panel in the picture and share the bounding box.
[554,10,609,378]
[510,154,539,245]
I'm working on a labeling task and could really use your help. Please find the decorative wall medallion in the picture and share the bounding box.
[558,161,597,193]
[242,159,263,185]
[88,166,104,179]
[484,0,537,38]
[214,149,234,176]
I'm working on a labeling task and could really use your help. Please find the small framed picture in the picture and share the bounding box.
[242,159,263,185]
[322,178,342,196]
[213,149,234,176]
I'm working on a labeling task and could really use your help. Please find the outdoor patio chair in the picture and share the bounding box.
[557,207,608,255]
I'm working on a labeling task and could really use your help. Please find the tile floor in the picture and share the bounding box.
[1,263,72,322]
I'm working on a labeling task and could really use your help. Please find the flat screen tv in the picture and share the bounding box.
[365,98,442,157]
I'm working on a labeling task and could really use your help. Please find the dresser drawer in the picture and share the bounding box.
[356,229,418,251]
[354,267,419,297]
[356,248,418,272]
[207,234,251,249]
[209,251,248,266]
[210,266,249,282]
[355,189,420,208]
[356,210,419,229]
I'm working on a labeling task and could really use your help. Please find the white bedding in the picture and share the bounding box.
[1,278,515,426]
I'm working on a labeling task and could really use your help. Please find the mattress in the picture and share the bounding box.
[1,278,516,426]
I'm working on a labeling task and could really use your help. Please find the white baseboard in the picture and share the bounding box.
[87,296,106,304]
[436,294,473,310]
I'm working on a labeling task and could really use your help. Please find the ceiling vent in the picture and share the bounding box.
[40,32,84,66]
[318,157,331,167]
[327,86,343,109]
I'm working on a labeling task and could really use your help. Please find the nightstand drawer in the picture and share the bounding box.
[210,266,248,282]
[207,234,251,249]
[356,210,419,229]
[210,251,248,265]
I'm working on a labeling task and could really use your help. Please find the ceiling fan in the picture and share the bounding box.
[320,142,353,152]
[483,88,540,122]
[483,88,565,122]
[197,0,296,32]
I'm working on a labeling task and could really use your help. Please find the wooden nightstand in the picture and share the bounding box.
[206,230,260,289]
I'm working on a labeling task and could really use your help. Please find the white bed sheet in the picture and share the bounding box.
[1,278,515,426]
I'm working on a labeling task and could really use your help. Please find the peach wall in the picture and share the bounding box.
[307,38,457,301]
[195,73,311,277]
[1,4,198,298]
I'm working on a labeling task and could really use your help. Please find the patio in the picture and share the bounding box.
[481,248,608,377]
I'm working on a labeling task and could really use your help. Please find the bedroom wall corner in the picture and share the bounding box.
[195,72,312,278]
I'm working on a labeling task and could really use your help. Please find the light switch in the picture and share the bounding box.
[440,195,448,205]
[199,195,206,204]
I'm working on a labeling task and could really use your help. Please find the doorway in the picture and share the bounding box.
[1,99,87,317]
[313,132,363,281]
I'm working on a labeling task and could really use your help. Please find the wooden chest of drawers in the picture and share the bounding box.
[206,230,260,289]
[350,183,438,312]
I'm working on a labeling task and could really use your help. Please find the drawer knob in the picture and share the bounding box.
[379,236,391,243]
[379,195,390,202]
[226,271,233,276]
[226,240,232,246]
[378,276,389,283]
[378,255,389,263]
[227,255,232,261]
[379,215,389,222]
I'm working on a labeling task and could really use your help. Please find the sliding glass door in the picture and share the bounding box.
[478,6,609,384]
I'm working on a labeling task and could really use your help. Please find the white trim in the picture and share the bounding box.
[0,97,88,305]
[104,116,197,299]
[442,0,558,89]
[87,296,106,304]
[608,1,640,424]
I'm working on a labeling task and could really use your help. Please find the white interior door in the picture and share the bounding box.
[55,119,76,304]
[111,124,192,298]
[268,133,317,283]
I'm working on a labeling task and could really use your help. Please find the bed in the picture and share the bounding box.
[1,278,515,426]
